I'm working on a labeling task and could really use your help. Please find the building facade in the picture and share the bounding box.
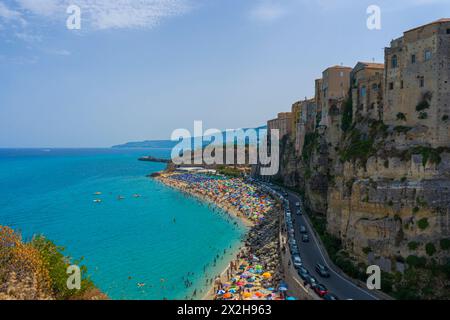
[384,19,450,147]
[267,112,293,140]
[319,65,352,127]
[351,62,384,121]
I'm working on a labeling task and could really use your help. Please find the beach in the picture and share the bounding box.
[156,172,288,300]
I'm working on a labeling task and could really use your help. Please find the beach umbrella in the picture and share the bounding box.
[223,293,232,299]
[262,272,272,279]
[286,296,296,301]
[278,286,288,292]
[243,292,252,299]
[217,290,226,295]
[229,289,237,294]
[244,284,254,288]
[254,292,264,298]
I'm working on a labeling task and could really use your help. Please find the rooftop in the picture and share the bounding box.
[405,18,450,34]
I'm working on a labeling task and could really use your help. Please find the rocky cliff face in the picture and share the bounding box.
[266,115,450,297]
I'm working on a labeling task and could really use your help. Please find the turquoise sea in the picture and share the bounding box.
[0,148,246,300]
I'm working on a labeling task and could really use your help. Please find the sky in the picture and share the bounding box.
[0,0,448,148]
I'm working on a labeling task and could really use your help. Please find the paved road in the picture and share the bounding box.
[284,189,379,300]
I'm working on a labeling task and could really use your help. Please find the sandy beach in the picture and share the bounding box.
[156,172,285,301]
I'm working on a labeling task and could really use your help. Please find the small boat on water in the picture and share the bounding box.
[117,196,125,200]
[133,194,141,198]
[137,283,146,288]
[93,199,102,203]
[93,192,102,195]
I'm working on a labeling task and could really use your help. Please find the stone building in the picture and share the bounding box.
[267,112,293,140]
[315,78,323,120]
[319,65,352,127]
[293,98,316,154]
[351,62,384,121]
[384,18,450,147]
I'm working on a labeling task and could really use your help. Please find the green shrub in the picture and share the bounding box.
[341,95,353,132]
[31,236,94,300]
[418,112,428,120]
[442,115,449,121]
[425,243,436,256]
[408,241,419,250]
[416,100,430,112]
[417,218,429,230]
[440,238,450,250]
[396,113,407,121]
[406,255,427,268]
[394,126,411,133]
[412,207,420,214]
[362,247,372,255]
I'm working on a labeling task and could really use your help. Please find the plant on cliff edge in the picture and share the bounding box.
[425,243,436,256]
[408,241,419,250]
[417,218,429,230]
[341,93,353,132]
[440,238,450,250]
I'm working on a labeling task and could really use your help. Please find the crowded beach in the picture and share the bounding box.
[156,171,295,300]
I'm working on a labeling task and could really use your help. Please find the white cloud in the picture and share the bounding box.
[14,0,190,30]
[0,1,26,25]
[250,1,286,22]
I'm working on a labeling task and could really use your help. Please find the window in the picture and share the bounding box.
[419,77,425,87]
[392,55,398,68]
[340,71,344,77]
[411,54,416,64]
[372,83,378,91]
[389,82,394,90]
[447,28,450,34]
[424,50,432,61]
[401,81,404,89]
[361,86,366,97]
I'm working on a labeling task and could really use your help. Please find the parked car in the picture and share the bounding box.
[290,243,299,254]
[315,263,331,278]
[288,239,297,246]
[300,225,307,234]
[302,234,310,243]
[314,284,328,297]
[297,267,309,280]
[292,255,303,269]
[304,275,319,288]
[295,202,301,208]
[296,209,302,216]
[323,293,339,300]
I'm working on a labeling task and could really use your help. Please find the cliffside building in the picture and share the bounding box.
[351,62,384,121]
[267,112,293,140]
[319,65,352,127]
[384,18,450,147]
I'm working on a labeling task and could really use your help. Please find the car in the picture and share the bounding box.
[295,202,301,208]
[292,255,303,269]
[288,238,297,246]
[300,225,307,234]
[291,247,300,255]
[323,293,339,300]
[302,234,310,243]
[314,284,328,297]
[304,275,319,288]
[296,209,302,216]
[297,267,309,280]
[315,263,331,278]
[290,243,299,253]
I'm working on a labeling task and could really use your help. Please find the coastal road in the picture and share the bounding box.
[284,189,380,300]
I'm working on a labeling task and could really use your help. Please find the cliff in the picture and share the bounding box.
[0,226,107,301]
[264,115,450,299]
